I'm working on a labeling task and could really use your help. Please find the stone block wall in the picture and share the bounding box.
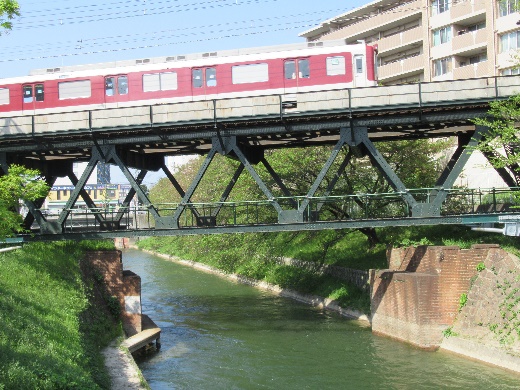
[83,250,142,336]
[444,247,520,368]
[370,244,497,349]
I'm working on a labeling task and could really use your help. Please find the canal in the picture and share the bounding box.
[123,249,519,389]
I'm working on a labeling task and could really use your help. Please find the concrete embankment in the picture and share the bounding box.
[371,244,520,374]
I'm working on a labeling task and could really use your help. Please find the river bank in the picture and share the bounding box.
[127,245,519,377]
[118,247,520,389]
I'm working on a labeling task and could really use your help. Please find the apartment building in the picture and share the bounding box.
[300,0,520,85]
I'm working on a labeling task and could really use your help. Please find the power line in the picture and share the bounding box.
[0,21,321,64]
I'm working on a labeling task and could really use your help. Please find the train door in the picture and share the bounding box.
[191,67,218,97]
[353,54,366,87]
[22,83,45,113]
[104,75,129,105]
[283,58,310,93]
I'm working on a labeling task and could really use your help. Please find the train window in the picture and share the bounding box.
[161,72,178,91]
[143,74,160,92]
[231,63,269,84]
[118,76,128,95]
[326,56,346,76]
[35,84,44,102]
[284,60,296,79]
[192,69,203,88]
[105,77,115,96]
[58,80,92,100]
[206,68,217,87]
[355,57,364,74]
[0,88,9,105]
[143,72,178,92]
[298,59,310,78]
[23,85,33,103]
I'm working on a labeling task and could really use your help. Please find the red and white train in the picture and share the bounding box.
[0,40,377,117]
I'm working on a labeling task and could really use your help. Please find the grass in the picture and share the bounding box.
[0,240,121,390]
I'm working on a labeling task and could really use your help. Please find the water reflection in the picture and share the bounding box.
[124,249,519,390]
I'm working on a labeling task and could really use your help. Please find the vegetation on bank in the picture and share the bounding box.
[0,240,121,390]
[137,224,520,316]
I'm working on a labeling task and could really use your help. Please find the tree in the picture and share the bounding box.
[472,94,520,185]
[0,0,19,33]
[149,138,449,248]
[0,165,49,238]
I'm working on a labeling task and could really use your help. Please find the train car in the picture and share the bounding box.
[0,40,377,136]
[0,40,376,114]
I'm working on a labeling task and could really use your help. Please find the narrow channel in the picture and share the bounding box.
[123,248,519,389]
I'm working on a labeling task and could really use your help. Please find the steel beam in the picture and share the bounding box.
[157,146,218,229]
[428,126,487,212]
[348,126,419,214]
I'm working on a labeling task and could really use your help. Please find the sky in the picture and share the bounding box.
[1,0,368,184]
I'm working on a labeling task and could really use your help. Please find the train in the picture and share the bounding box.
[0,40,377,114]
[0,40,377,135]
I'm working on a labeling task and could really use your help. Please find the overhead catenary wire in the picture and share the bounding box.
[0,0,493,66]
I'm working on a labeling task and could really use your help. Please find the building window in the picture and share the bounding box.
[501,67,520,75]
[469,53,487,64]
[432,0,450,16]
[432,26,452,46]
[467,22,485,32]
[433,57,451,77]
[499,0,519,17]
[500,30,520,52]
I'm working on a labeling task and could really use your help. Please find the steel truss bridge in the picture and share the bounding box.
[2,76,520,242]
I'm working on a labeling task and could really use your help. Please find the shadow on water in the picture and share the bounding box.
[123,249,520,390]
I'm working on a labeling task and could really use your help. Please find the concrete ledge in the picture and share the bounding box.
[121,315,161,353]
[440,336,520,374]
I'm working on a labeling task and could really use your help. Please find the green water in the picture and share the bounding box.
[123,249,519,389]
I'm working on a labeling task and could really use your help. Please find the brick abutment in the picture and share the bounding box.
[370,244,520,373]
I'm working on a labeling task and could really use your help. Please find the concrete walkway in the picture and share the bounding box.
[103,341,148,390]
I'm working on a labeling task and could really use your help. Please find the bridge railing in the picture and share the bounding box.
[35,186,520,232]
[3,75,520,139]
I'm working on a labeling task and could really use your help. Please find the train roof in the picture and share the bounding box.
[28,39,359,77]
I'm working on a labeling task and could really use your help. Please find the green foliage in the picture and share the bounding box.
[476,262,486,272]
[472,94,520,174]
[0,0,19,32]
[0,241,120,389]
[459,293,468,312]
[0,165,49,239]
[395,237,433,248]
[442,326,457,338]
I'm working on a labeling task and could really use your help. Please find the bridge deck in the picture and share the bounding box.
[1,76,518,160]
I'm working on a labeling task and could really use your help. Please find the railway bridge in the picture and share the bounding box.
[2,76,520,242]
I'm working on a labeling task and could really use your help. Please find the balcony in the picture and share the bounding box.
[452,28,487,54]
[453,61,491,79]
[450,0,486,21]
[326,0,423,42]
[378,54,425,80]
[378,26,423,55]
